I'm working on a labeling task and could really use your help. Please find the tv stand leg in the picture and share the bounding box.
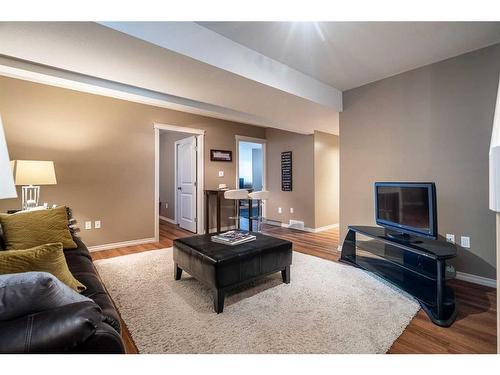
[340,229,356,263]
[420,259,457,327]
[436,259,445,318]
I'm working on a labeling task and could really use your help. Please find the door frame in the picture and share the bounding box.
[154,123,205,241]
[235,135,267,218]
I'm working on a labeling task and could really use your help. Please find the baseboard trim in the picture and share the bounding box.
[306,223,340,233]
[455,272,497,288]
[263,220,339,233]
[88,237,156,252]
[159,216,177,224]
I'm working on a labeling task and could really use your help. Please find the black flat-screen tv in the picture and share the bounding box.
[375,182,437,240]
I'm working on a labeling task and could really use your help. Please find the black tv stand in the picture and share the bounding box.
[340,225,458,327]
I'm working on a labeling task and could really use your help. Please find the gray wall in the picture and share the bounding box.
[340,43,500,279]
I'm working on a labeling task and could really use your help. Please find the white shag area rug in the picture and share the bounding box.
[94,248,419,354]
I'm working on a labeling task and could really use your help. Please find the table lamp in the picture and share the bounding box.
[0,115,17,200]
[11,160,57,210]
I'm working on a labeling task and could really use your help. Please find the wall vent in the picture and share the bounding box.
[289,220,305,230]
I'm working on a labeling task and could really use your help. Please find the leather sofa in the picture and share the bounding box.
[0,235,125,353]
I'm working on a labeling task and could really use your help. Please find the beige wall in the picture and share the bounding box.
[265,128,315,228]
[264,128,340,230]
[340,44,500,279]
[0,76,265,246]
[159,131,192,220]
[314,131,340,228]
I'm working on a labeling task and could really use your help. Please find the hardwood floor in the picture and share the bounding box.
[90,220,497,354]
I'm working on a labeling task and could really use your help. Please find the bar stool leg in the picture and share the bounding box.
[257,199,262,232]
[236,199,240,229]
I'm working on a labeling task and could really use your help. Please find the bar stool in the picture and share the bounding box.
[223,189,249,229]
[248,190,270,232]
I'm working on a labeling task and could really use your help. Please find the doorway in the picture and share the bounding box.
[154,123,205,241]
[235,135,267,225]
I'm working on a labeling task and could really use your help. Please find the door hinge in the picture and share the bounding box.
[194,181,197,187]
[194,217,198,223]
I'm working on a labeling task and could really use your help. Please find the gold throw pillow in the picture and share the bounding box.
[0,242,85,292]
[0,206,77,250]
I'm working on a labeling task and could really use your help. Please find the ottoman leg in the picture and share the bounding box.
[214,289,225,314]
[174,263,183,280]
[281,265,291,284]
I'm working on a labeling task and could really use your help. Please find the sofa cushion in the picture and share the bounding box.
[0,206,77,250]
[0,272,92,321]
[63,238,121,333]
[0,243,86,292]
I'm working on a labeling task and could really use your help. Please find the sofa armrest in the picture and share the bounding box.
[0,301,123,353]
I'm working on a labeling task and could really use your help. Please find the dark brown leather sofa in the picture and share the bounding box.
[0,235,125,353]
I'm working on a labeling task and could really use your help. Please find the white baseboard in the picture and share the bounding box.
[456,271,497,288]
[88,237,156,252]
[305,223,339,233]
[159,216,177,224]
[263,219,339,233]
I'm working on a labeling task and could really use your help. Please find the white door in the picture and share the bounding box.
[176,136,197,232]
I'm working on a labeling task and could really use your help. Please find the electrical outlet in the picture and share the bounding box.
[94,220,101,229]
[165,203,168,209]
[218,170,224,177]
[84,221,92,230]
[290,207,294,213]
[278,207,282,214]
[446,234,455,243]
[460,236,470,248]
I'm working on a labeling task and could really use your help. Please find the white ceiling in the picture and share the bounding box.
[1,22,500,136]
[198,22,500,90]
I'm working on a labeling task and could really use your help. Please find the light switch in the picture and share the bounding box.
[278,207,282,214]
[218,170,224,177]
[84,221,92,230]
[290,207,294,214]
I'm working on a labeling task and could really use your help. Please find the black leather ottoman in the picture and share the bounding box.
[173,232,293,313]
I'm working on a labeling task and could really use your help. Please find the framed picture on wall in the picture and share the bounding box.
[210,149,232,162]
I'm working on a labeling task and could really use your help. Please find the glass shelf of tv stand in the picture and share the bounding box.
[343,251,455,308]
[355,239,439,281]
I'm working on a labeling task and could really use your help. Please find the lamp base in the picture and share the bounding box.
[21,185,40,210]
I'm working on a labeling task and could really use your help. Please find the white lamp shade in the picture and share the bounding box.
[0,115,17,199]
[490,75,500,212]
[11,160,57,186]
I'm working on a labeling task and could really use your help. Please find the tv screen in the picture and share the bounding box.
[375,182,437,239]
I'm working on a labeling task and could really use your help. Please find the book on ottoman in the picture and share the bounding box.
[211,230,256,246]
